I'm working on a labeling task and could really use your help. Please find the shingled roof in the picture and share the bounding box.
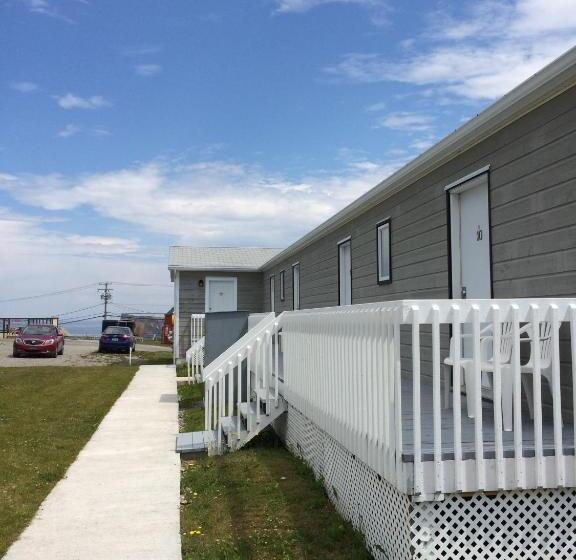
[168,246,282,272]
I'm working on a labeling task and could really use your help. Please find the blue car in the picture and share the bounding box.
[98,326,136,353]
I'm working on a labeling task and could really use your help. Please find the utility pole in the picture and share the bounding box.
[98,282,113,319]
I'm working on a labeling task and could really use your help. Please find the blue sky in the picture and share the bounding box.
[1,0,575,320]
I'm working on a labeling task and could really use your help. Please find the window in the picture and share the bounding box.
[292,263,300,310]
[338,238,352,305]
[270,275,275,312]
[377,220,391,283]
[280,270,285,301]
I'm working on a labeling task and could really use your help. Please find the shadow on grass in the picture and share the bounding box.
[181,426,372,559]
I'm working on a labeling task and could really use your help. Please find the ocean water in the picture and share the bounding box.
[62,320,103,337]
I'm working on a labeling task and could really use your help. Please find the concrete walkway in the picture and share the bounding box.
[4,365,181,560]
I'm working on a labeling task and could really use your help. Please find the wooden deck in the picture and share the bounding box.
[400,375,575,462]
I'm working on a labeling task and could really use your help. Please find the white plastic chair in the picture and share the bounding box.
[501,321,553,425]
[445,322,551,431]
[443,323,514,421]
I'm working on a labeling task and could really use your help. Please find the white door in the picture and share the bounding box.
[205,277,237,312]
[339,239,352,305]
[292,263,300,310]
[449,172,492,387]
[449,173,491,300]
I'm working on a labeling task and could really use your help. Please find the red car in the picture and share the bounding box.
[13,325,65,358]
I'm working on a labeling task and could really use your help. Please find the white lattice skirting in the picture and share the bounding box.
[274,404,576,560]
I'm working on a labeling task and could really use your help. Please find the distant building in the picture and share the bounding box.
[119,314,164,339]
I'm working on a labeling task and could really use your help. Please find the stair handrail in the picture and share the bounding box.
[203,312,281,382]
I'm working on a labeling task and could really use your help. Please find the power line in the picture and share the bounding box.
[109,281,173,288]
[58,304,104,316]
[0,283,100,304]
[109,302,164,315]
[60,314,104,325]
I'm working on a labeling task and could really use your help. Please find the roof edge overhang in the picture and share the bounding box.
[168,266,262,273]
[259,46,576,271]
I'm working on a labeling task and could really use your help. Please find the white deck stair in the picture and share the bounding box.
[177,312,286,455]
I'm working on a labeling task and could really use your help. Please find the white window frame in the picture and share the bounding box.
[292,262,300,310]
[270,274,275,312]
[204,276,238,313]
[279,270,285,301]
[338,237,352,306]
[377,220,391,284]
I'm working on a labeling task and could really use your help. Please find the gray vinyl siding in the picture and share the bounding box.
[262,84,576,404]
[263,84,576,310]
[177,270,264,358]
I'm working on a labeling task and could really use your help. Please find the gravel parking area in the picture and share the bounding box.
[0,338,170,368]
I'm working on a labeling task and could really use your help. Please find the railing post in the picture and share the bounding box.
[247,345,253,431]
[571,304,576,485]
[511,304,525,488]
[256,337,261,424]
[411,305,422,496]
[227,362,233,417]
[550,304,565,486]
[431,304,443,495]
[491,304,505,490]
[393,311,403,490]
[237,353,242,437]
[274,322,279,407]
[471,304,486,490]
[451,304,463,491]
[529,304,542,487]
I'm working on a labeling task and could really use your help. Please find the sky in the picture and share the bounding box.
[1,0,576,323]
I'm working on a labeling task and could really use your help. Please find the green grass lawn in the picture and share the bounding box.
[179,384,371,560]
[0,364,137,556]
[179,382,205,432]
[131,350,174,365]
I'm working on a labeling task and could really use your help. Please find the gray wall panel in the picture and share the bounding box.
[177,270,264,358]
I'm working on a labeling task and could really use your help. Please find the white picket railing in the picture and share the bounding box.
[191,314,205,344]
[185,336,205,383]
[184,314,205,383]
[281,298,576,499]
[203,312,282,451]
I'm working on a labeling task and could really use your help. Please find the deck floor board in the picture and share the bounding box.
[400,375,575,462]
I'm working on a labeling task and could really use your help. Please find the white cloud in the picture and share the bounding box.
[0,156,406,247]
[10,81,38,93]
[66,235,140,254]
[325,0,576,101]
[16,0,77,23]
[375,111,434,131]
[411,137,437,152]
[274,0,389,24]
[0,208,168,317]
[134,64,162,77]
[365,101,387,112]
[55,93,111,110]
[56,124,81,138]
[90,126,111,137]
[56,124,111,138]
[120,45,163,56]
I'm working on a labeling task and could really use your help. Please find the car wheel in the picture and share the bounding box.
[51,349,58,358]
[13,351,20,358]
[58,346,64,355]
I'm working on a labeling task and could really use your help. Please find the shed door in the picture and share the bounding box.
[206,277,237,312]
[449,173,491,300]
